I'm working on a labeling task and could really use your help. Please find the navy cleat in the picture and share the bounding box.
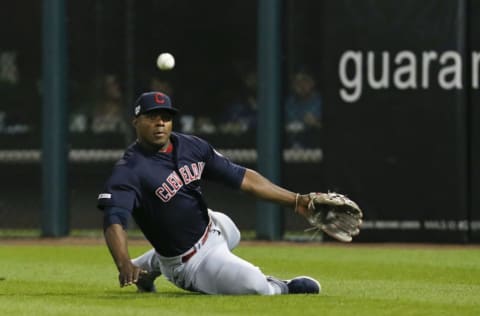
[285,276,321,294]
[135,271,161,293]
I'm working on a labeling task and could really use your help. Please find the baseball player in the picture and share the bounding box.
[97,91,321,295]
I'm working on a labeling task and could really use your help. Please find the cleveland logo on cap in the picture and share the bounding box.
[154,93,166,104]
[134,91,179,116]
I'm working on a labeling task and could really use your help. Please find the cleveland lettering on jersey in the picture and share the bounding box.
[155,161,205,202]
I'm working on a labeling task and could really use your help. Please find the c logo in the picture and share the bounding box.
[154,93,166,104]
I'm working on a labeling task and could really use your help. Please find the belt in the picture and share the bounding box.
[181,221,212,263]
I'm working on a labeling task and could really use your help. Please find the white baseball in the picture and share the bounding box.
[156,53,175,70]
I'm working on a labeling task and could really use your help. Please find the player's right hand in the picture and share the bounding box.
[117,260,147,287]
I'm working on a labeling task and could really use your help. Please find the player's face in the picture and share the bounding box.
[134,110,173,150]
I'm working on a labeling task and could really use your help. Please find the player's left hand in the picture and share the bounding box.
[298,192,363,242]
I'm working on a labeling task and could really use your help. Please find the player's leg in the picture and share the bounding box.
[190,232,285,295]
[208,209,240,250]
[200,211,320,295]
[195,245,321,295]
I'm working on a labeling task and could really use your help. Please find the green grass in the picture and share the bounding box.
[0,243,479,316]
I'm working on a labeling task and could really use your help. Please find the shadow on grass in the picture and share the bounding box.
[0,290,200,299]
[100,290,202,299]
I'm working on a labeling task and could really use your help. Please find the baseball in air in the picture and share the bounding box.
[156,53,175,70]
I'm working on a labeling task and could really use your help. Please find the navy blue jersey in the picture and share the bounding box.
[97,132,246,256]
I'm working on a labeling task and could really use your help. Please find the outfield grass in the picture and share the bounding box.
[0,242,479,316]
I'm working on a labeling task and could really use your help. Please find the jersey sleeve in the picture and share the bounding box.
[97,165,141,212]
[201,142,246,189]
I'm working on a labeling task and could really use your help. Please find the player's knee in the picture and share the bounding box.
[225,224,241,250]
[208,210,241,250]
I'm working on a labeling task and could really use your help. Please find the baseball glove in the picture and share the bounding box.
[305,192,363,242]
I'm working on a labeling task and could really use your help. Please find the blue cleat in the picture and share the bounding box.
[285,276,321,294]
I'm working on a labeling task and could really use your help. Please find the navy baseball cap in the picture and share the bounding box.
[134,91,179,117]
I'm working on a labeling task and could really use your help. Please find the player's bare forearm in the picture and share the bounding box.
[241,169,312,216]
[104,224,143,287]
[241,168,295,206]
[104,224,131,270]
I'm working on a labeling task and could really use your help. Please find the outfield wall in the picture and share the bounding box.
[0,0,479,242]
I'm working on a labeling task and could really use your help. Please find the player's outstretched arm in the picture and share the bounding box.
[240,168,311,217]
[240,169,363,242]
[104,224,145,287]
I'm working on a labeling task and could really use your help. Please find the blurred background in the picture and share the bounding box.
[0,0,479,243]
